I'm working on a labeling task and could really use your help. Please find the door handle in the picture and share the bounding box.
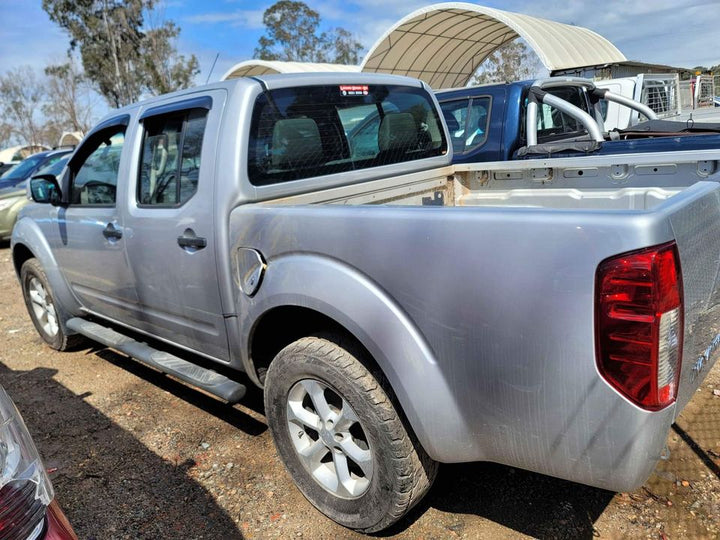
[177,229,207,250]
[102,223,122,240]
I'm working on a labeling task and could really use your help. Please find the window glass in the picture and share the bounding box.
[138,110,207,206]
[72,131,125,205]
[536,87,589,141]
[248,84,446,186]
[465,98,490,150]
[440,99,469,153]
[1,154,46,181]
[598,100,609,121]
[439,96,490,154]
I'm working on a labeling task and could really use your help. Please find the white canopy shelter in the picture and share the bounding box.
[58,131,83,147]
[0,145,49,163]
[360,3,627,89]
[222,60,361,80]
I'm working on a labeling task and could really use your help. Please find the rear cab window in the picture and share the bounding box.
[248,84,447,186]
[527,86,592,143]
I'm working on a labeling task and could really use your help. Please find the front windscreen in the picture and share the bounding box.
[1,154,46,182]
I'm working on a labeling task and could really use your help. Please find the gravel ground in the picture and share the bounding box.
[0,242,718,539]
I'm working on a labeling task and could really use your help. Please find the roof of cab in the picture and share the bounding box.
[435,80,532,99]
[94,72,432,127]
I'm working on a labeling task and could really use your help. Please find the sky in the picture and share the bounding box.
[0,0,718,115]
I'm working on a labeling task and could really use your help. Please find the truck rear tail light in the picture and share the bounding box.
[595,242,683,410]
[0,386,53,540]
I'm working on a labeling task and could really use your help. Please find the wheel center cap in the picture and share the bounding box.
[320,429,336,447]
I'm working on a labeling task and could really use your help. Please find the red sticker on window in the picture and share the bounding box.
[340,85,369,96]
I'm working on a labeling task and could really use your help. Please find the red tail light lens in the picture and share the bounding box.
[595,242,683,410]
[0,481,46,539]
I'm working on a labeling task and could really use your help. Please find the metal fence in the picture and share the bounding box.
[639,74,681,118]
[679,75,716,111]
[679,81,694,111]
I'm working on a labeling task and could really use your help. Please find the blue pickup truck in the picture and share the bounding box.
[437,77,720,163]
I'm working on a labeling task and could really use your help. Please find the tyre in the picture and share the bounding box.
[264,334,438,533]
[20,258,81,351]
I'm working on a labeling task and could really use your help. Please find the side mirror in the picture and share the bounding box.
[29,175,62,206]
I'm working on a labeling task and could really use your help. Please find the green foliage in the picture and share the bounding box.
[141,20,200,95]
[254,1,363,64]
[42,0,199,107]
[324,28,364,66]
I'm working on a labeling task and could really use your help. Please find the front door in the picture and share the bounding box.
[51,122,139,321]
[122,93,229,361]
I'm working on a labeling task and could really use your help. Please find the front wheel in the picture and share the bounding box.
[264,334,437,533]
[20,258,80,351]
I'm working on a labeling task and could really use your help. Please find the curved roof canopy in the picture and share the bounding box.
[222,60,360,80]
[361,2,626,89]
[58,131,83,147]
[0,145,49,163]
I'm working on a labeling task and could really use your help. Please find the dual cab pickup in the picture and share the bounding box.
[12,72,720,533]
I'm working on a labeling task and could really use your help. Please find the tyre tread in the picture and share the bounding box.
[267,334,437,533]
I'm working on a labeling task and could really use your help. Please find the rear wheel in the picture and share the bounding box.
[264,334,437,533]
[20,258,80,351]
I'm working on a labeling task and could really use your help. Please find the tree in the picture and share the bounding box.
[43,59,94,136]
[42,0,199,107]
[142,8,199,96]
[0,67,46,146]
[323,28,364,65]
[471,40,543,85]
[0,123,13,149]
[254,1,363,64]
[141,21,199,95]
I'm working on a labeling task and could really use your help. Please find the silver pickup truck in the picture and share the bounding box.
[11,73,720,533]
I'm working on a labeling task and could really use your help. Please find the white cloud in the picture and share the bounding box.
[514,0,720,67]
[184,9,265,29]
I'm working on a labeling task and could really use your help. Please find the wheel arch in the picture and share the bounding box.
[239,254,469,461]
[11,218,81,321]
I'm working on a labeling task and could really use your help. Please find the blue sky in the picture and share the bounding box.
[1,1,718,94]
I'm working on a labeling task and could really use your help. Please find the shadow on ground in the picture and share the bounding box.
[95,348,267,435]
[90,347,614,540]
[0,361,244,539]
[378,460,614,539]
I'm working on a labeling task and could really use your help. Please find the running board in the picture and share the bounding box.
[66,318,246,403]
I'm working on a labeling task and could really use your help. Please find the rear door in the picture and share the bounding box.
[122,92,230,361]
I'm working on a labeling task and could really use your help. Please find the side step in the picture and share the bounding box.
[66,318,246,403]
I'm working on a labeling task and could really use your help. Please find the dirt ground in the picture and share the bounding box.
[0,242,718,540]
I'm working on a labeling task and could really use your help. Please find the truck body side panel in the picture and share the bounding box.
[228,183,719,492]
[231,252,469,461]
